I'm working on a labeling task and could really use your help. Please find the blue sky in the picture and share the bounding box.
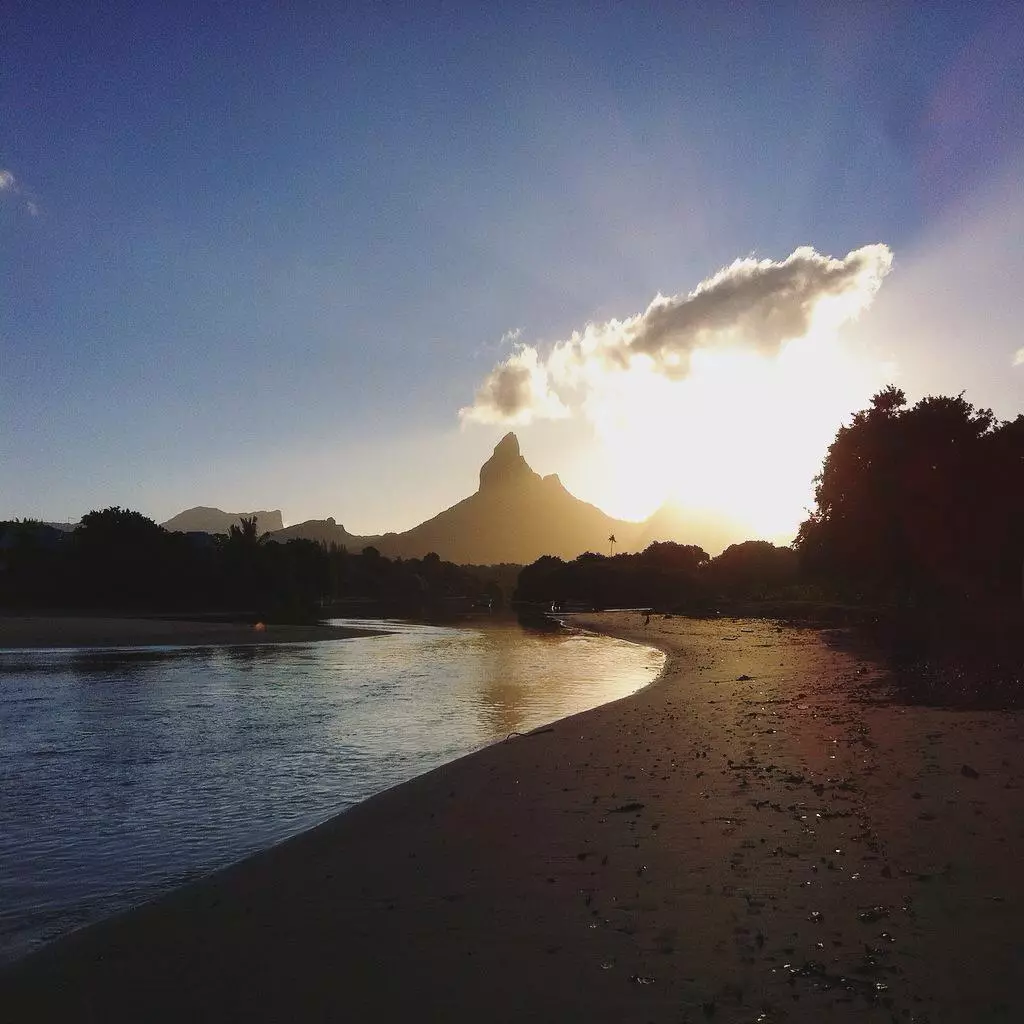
[3,1,1022,533]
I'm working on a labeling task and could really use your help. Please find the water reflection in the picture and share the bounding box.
[471,628,565,736]
[69,647,199,675]
[220,643,303,670]
[0,619,662,963]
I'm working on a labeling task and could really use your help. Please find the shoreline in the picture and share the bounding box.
[0,614,383,649]
[2,613,1023,1021]
[0,615,660,967]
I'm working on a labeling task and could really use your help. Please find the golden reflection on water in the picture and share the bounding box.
[359,620,665,745]
[470,630,533,736]
[0,619,662,964]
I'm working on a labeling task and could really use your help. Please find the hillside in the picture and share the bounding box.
[162,507,285,536]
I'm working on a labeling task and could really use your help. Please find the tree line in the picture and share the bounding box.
[513,540,798,610]
[796,387,1023,603]
[0,510,504,621]
[3,388,1021,619]
[515,388,1023,612]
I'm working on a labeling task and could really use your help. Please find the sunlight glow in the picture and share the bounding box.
[466,244,896,542]
[578,335,892,541]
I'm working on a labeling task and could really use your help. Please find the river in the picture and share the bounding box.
[0,617,663,962]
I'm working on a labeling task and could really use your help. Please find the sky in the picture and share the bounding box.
[3,1,1023,539]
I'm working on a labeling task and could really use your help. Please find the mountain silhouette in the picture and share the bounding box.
[358,432,639,563]
[255,433,636,563]
[161,507,284,535]
[163,435,752,563]
[272,517,373,548]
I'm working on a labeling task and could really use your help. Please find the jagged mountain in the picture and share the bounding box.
[368,433,643,564]
[162,507,284,535]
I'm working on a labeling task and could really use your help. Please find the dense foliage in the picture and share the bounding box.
[796,388,1024,601]
[514,540,798,609]
[0,509,501,620]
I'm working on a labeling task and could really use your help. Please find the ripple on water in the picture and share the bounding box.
[0,618,663,962]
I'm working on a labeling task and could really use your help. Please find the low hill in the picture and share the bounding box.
[162,507,284,535]
[272,517,378,550]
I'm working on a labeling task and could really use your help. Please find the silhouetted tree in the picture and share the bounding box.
[72,507,172,607]
[514,546,710,610]
[796,388,1023,601]
[227,515,267,547]
[706,541,798,597]
[0,521,69,606]
[640,541,710,573]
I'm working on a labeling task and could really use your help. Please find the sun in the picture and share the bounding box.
[573,335,889,542]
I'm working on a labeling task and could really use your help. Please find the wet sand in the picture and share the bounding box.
[0,615,381,649]
[2,613,1022,1022]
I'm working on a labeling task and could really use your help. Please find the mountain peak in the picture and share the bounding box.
[496,431,520,456]
[478,432,537,491]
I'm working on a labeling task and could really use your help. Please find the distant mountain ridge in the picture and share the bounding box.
[272,517,371,548]
[163,434,745,562]
[161,507,284,535]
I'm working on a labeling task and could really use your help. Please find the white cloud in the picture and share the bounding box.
[0,167,39,215]
[1014,348,1024,367]
[462,244,894,424]
[460,345,569,425]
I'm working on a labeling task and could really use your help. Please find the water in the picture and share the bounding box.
[0,618,663,963]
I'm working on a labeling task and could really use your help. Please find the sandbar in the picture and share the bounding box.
[0,614,381,649]
[1,612,1022,1022]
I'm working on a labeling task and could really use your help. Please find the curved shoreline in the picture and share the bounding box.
[0,617,662,969]
[2,613,1023,1022]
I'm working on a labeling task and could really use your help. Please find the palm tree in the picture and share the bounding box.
[228,515,268,547]
[225,516,271,612]
[608,533,617,557]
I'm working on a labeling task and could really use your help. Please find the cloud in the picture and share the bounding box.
[461,244,893,424]
[1014,348,1024,367]
[0,167,39,216]
[462,346,569,425]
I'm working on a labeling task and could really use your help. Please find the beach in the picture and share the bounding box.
[0,615,380,649]
[2,612,1022,1022]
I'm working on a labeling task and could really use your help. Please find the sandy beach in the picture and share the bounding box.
[2,612,1022,1022]
[0,615,381,649]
